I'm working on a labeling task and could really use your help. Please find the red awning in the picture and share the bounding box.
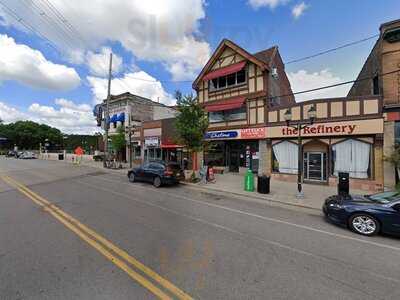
[203,61,246,81]
[204,96,246,112]
[161,144,183,149]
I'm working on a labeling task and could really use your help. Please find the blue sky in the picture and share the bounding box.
[0,0,398,133]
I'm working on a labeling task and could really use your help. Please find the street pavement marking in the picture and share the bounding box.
[77,177,400,284]
[94,175,400,253]
[0,175,193,300]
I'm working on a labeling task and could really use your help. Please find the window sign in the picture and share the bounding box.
[145,137,160,147]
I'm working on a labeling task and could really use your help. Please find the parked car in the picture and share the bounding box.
[127,161,184,188]
[6,150,17,157]
[19,151,36,159]
[323,191,400,236]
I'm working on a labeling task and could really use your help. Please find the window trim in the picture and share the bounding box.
[208,105,247,123]
[208,69,247,93]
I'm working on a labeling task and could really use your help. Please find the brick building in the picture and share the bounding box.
[193,19,400,192]
[348,19,400,189]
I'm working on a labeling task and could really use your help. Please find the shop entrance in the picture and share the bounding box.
[304,152,327,181]
[228,150,240,172]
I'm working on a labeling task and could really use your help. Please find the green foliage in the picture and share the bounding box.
[174,93,208,152]
[63,134,99,152]
[385,144,400,167]
[110,126,126,154]
[0,121,62,150]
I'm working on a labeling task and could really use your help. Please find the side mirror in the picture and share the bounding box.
[393,203,400,212]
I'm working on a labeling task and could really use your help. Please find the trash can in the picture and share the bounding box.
[338,172,349,196]
[257,175,270,194]
[58,153,64,160]
[244,169,254,192]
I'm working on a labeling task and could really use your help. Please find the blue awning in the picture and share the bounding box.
[116,112,125,122]
[110,114,118,122]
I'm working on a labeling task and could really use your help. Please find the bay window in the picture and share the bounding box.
[332,139,371,179]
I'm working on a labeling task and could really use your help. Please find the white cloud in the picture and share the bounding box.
[248,0,290,9]
[0,0,211,80]
[0,99,97,134]
[28,99,97,134]
[292,2,308,19]
[87,71,175,105]
[0,102,29,123]
[288,69,350,102]
[0,34,80,90]
[86,47,123,77]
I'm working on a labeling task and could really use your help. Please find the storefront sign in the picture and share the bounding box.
[145,137,160,147]
[241,128,266,139]
[205,130,238,139]
[267,119,384,138]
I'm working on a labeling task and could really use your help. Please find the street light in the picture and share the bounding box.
[284,105,316,198]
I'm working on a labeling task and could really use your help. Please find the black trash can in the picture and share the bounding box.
[58,153,64,160]
[338,172,349,196]
[257,175,270,194]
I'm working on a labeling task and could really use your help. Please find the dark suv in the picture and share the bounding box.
[127,161,185,188]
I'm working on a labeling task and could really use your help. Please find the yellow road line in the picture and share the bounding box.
[1,175,193,300]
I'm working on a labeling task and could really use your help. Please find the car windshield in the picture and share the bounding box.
[366,191,400,204]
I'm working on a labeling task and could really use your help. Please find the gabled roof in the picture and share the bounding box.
[253,46,278,67]
[192,39,271,89]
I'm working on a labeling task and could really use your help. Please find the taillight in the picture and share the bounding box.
[164,167,173,176]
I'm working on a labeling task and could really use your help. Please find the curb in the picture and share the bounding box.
[180,181,322,213]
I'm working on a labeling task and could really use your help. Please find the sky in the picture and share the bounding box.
[0,0,398,134]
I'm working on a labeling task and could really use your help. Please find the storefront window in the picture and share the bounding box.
[272,141,298,174]
[133,146,141,159]
[204,142,226,166]
[395,122,400,145]
[331,139,371,179]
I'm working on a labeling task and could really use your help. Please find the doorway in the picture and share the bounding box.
[304,152,327,181]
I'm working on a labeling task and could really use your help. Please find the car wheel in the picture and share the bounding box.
[349,213,380,236]
[128,172,135,183]
[153,176,161,188]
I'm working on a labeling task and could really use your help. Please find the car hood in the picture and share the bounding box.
[345,195,384,206]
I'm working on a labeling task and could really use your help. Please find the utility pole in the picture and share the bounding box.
[103,53,113,167]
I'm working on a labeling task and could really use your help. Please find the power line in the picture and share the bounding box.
[284,34,379,65]
[268,68,400,101]
[0,0,59,51]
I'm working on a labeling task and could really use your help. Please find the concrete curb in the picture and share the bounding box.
[180,181,322,213]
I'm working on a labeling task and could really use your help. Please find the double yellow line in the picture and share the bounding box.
[1,175,193,300]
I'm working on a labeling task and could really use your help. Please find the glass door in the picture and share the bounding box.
[304,152,326,181]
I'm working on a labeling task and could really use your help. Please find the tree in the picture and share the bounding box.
[0,121,63,150]
[110,125,126,161]
[385,144,400,188]
[174,93,208,171]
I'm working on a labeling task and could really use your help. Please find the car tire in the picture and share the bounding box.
[349,213,380,236]
[128,172,135,183]
[153,176,161,188]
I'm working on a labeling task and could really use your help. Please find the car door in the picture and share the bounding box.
[146,163,164,181]
[387,202,400,233]
[136,163,149,181]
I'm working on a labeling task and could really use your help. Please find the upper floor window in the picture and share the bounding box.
[209,69,246,91]
[373,75,379,95]
[209,106,246,123]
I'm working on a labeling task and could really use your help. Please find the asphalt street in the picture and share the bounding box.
[0,157,400,300]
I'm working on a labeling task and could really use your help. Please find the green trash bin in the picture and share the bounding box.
[244,169,254,192]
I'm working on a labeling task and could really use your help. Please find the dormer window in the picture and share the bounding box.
[209,69,247,91]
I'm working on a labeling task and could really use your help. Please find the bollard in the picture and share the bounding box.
[244,169,254,192]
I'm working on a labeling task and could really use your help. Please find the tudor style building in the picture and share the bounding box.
[192,39,295,173]
[194,19,400,192]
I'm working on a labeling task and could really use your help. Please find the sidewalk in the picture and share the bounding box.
[44,157,364,211]
[181,173,367,210]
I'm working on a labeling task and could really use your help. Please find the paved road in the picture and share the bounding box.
[0,157,400,300]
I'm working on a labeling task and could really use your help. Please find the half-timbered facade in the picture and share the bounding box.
[193,39,295,173]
